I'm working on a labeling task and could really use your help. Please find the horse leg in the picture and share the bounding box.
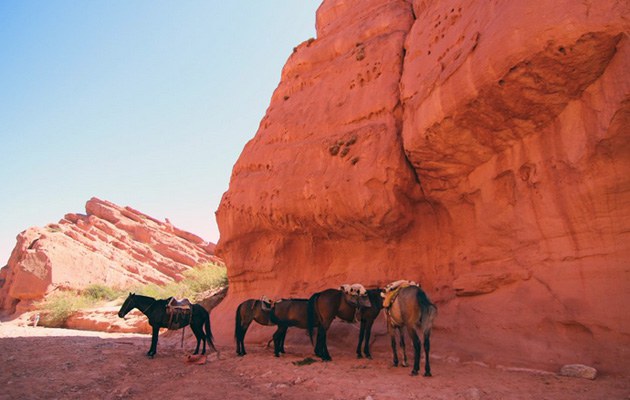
[407,326,421,376]
[363,318,375,359]
[147,325,160,358]
[273,326,287,357]
[313,327,322,358]
[399,327,408,368]
[191,322,204,355]
[237,319,252,356]
[316,326,331,361]
[356,320,365,359]
[423,331,432,377]
[389,323,400,367]
[279,326,287,354]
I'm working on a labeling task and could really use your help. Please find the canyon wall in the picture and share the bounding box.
[0,198,221,315]
[215,0,629,372]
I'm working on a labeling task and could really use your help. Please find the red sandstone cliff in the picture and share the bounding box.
[0,198,221,315]
[215,0,629,373]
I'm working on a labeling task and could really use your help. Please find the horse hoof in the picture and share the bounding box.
[366,354,373,360]
[357,354,363,359]
[402,362,408,368]
[393,362,399,367]
[410,370,419,376]
[424,372,432,377]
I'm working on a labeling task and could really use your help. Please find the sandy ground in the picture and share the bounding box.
[1,321,629,400]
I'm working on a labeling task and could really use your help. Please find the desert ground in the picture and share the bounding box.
[1,320,629,400]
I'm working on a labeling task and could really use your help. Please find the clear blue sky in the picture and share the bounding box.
[0,1,321,264]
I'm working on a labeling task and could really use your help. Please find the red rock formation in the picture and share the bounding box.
[215,0,630,373]
[0,198,221,315]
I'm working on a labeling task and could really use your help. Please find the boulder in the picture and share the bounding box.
[559,364,598,380]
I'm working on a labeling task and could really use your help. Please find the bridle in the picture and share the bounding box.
[128,294,154,315]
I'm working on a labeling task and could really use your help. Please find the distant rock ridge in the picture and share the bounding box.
[0,197,221,315]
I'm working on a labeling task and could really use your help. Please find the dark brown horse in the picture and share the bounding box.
[307,285,375,361]
[118,293,216,358]
[355,288,384,359]
[235,298,275,356]
[386,285,437,376]
[235,297,311,357]
[268,299,311,357]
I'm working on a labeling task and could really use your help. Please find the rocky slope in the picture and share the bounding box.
[0,198,221,315]
[215,0,629,373]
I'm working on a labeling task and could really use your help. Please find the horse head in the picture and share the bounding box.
[118,292,136,318]
[340,283,371,308]
[260,295,276,312]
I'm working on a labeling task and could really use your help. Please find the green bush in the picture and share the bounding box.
[135,262,227,300]
[36,290,92,328]
[183,262,228,293]
[82,284,124,301]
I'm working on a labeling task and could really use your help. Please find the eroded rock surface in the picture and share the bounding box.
[215,0,629,373]
[0,198,221,315]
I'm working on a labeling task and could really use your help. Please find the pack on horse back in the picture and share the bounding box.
[166,297,193,329]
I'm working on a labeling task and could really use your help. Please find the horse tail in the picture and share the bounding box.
[205,310,217,352]
[417,288,437,336]
[235,303,243,342]
[307,292,320,345]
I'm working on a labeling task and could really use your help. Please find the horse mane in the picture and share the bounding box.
[132,293,156,301]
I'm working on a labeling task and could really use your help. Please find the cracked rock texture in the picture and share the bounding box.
[215,0,629,372]
[0,198,221,315]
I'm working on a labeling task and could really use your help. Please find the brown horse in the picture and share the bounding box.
[355,288,384,359]
[268,299,311,357]
[307,285,374,361]
[235,298,275,356]
[386,285,437,376]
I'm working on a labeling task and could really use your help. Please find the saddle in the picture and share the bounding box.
[166,297,193,329]
[381,280,420,309]
[260,295,278,311]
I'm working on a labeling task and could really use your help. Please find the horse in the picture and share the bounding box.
[355,288,384,359]
[234,298,275,356]
[307,284,376,361]
[118,293,217,358]
[385,285,437,376]
[268,298,311,357]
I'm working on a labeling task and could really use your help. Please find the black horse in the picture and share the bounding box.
[235,298,275,356]
[386,285,437,376]
[307,285,377,361]
[118,293,217,358]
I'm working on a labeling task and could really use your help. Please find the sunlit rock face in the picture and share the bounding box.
[215,0,629,372]
[0,198,220,315]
